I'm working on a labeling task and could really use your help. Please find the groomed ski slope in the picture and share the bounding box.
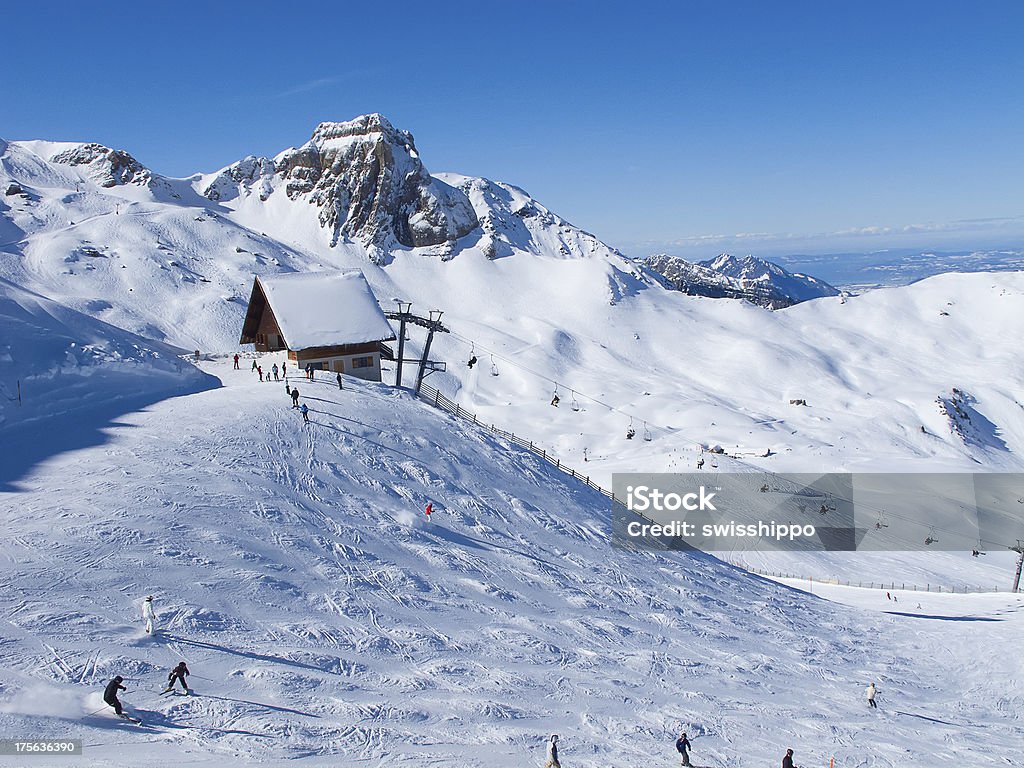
[1,358,1022,767]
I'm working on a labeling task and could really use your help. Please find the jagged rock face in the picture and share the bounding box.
[203,156,275,202]
[52,143,153,188]
[644,253,839,309]
[205,114,478,255]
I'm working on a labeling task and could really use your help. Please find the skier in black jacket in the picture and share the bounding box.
[782,748,798,768]
[163,661,190,693]
[103,676,126,715]
[675,732,692,766]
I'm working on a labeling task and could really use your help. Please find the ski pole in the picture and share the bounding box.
[86,704,111,717]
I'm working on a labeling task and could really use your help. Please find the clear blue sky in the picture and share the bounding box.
[5,1,1023,258]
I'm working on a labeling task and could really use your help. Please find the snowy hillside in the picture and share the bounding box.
[1,358,1022,767]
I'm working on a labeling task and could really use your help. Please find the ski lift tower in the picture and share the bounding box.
[1012,540,1024,593]
[385,301,449,394]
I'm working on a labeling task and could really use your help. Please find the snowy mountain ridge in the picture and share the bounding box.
[645,252,840,308]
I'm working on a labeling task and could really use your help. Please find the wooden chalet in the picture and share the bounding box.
[239,271,396,382]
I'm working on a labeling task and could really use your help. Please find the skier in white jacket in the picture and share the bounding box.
[544,734,561,768]
[866,681,878,708]
[142,595,157,634]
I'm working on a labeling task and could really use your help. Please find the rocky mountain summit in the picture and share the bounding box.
[203,114,478,256]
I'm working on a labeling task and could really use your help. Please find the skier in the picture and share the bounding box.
[233,354,240,370]
[142,595,156,634]
[782,748,797,768]
[258,365,263,382]
[103,676,127,716]
[272,363,279,381]
[886,592,891,601]
[193,350,200,362]
[866,681,878,708]
[425,502,433,523]
[305,363,313,380]
[544,734,560,768]
[282,362,287,378]
[675,731,692,766]
[163,661,190,694]
[301,403,309,423]
[291,388,300,408]
[337,372,343,390]
[251,359,258,372]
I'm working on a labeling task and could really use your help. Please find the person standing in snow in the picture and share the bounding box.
[291,388,300,408]
[103,676,127,716]
[251,359,258,372]
[233,354,240,370]
[301,403,309,423]
[866,681,878,708]
[142,595,156,634]
[282,361,287,378]
[425,502,433,523]
[336,372,343,390]
[675,732,692,766]
[782,747,797,768]
[163,661,190,694]
[272,363,279,381]
[258,365,263,382]
[306,363,313,380]
[544,734,561,768]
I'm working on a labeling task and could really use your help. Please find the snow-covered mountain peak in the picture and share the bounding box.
[50,142,156,189]
[203,113,477,257]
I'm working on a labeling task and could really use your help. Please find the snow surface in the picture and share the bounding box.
[1,357,1022,768]
[254,271,395,349]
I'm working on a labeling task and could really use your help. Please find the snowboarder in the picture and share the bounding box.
[301,403,309,423]
[337,372,343,390]
[544,734,560,768]
[425,502,433,523]
[163,661,190,694]
[866,681,878,708]
[258,365,263,382]
[272,363,279,381]
[782,748,797,768]
[233,354,240,369]
[142,595,156,634]
[675,731,692,766]
[291,388,300,408]
[103,676,127,716]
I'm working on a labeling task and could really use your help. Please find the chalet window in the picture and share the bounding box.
[352,356,373,369]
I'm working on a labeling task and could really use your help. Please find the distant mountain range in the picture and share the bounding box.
[644,253,841,308]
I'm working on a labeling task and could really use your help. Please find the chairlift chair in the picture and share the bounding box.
[570,390,581,412]
[551,385,560,407]
[490,355,499,376]
[626,417,635,440]
[643,421,652,441]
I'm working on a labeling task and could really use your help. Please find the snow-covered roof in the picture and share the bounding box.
[252,271,395,349]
